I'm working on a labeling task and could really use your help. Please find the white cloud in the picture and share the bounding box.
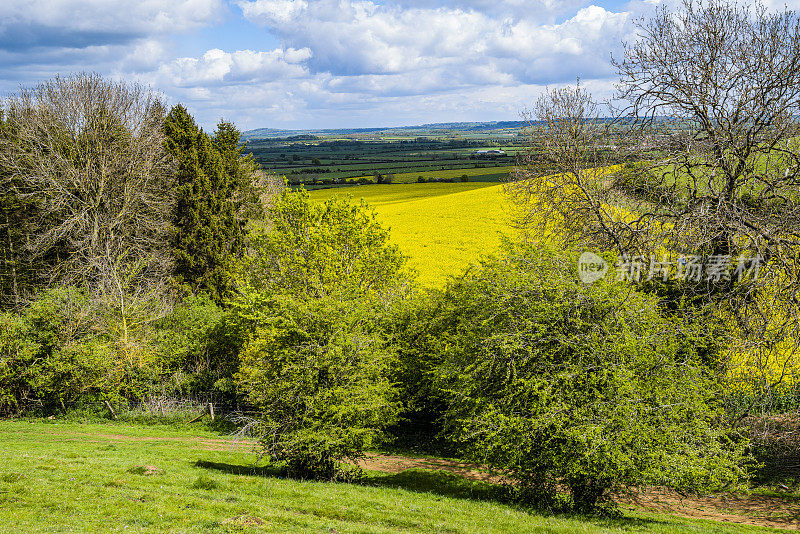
[0,0,682,128]
[158,47,312,86]
[238,0,309,24]
[0,0,224,37]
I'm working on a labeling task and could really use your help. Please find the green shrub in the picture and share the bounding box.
[460,174,469,182]
[0,287,233,414]
[0,287,121,413]
[153,295,229,398]
[234,188,411,301]
[385,291,453,452]
[0,311,38,413]
[229,189,411,479]
[416,244,749,512]
[236,295,400,480]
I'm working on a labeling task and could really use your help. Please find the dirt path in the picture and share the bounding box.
[358,453,800,531]
[40,428,252,452]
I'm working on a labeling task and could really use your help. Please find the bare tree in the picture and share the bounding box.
[508,83,629,251]
[0,73,176,322]
[508,0,800,414]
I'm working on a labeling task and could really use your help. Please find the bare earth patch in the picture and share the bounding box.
[359,453,800,531]
[40,428,252,452]
[222,514,265,527]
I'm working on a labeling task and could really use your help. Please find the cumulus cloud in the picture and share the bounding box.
[236,0,628,84]
[0,0,702,128]
[0,0,225,87]
[0,0,224,47]
[159,47,312,86]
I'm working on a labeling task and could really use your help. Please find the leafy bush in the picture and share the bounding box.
[0,311,39,413]
[414,243,749,512]
[229,189,411,479]
[0,287,120,413]
[237,295,400,480]
[152,294,230,398]
[235,188,411,301]
[0,287,232,414]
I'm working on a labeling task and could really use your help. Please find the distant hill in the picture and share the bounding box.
[242,121,528,141]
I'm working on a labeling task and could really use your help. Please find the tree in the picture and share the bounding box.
[0,73,175,313]
[213,120,268,221]
[507,0,800,414]
[431,244,748,512]
[163,107,246,301]
[0,114,38,308]
[235,188,411,301]
[229,189,411,479]
[236,294,400,480]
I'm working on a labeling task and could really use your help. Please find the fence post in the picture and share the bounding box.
[104,400,117,420]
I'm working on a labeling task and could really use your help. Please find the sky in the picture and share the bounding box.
[0,0,796,131]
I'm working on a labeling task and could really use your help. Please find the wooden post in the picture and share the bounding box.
[104,400,117,420]
[188,405,209,423]
[208,403,215,421]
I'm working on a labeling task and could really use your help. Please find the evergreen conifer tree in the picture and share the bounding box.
[163,106,246,301]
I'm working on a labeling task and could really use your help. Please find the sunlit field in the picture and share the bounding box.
[0,419,787,533]
[309,183,518,286]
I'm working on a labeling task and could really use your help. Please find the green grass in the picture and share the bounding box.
[0,419,786,533]
[309,183,517,286]
[346,165,515,184]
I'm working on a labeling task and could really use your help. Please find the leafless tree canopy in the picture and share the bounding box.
[512,0,800,259]
[507,0,800,407]
[508,85,625,251]
[612,0,800,259]
[0,73,176,306]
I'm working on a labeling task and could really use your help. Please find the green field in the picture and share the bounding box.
[0,419,786,533]
[309,183,517,286]
[245,133,520,186]
[345,165,515,184]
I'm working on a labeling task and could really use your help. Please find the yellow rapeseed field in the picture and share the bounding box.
[309,183,519,286]
[309,179,799,389]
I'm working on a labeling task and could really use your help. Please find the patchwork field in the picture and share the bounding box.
[344,165,515,184]
[309,183,518,286]
[0,419,790,533]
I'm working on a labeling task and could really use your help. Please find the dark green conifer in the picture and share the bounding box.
[163,106,244,301]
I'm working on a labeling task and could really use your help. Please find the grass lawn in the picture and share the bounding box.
[0,419,789,533]
[309,183,518,286]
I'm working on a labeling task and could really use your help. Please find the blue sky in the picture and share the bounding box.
[0,0,791,130]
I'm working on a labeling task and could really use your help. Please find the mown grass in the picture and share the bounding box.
[0,419,788,533]
[309,183,517,286]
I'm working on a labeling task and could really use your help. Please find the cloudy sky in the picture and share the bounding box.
[0,0,794,130]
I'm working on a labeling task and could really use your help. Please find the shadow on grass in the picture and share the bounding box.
[366,468,510,503]
[193,460,282,478]
[194,460,671,531]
